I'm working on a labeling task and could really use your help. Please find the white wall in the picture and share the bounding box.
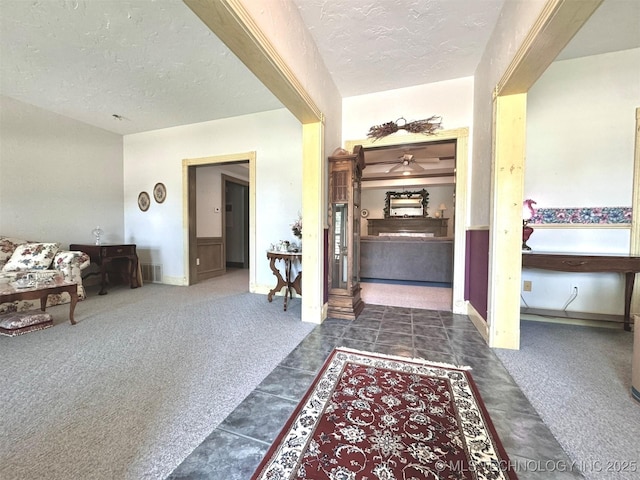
[361,185,455,236]
[471,0,547,226]
[196,164,249,238]
[342,77,474,144]
[240,0,342,156]
[123,108,302,289]
[521,48,640,314]
[0,95,124,247]
[525,49,639,207]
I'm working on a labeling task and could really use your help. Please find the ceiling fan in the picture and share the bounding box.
[384,152,440,174]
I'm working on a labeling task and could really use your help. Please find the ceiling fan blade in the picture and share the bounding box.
[413,157,441,163]
[373,159,404,165]
[409,162,425,172]
[385,163,403,173]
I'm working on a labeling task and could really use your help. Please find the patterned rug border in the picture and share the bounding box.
[252,347,517,480]
[336,346,472,371]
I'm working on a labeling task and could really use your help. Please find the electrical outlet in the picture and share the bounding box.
[523,280,532,292]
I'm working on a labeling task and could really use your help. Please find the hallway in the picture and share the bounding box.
[168,299,578,479]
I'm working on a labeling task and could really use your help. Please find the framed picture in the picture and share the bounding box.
[153,182,167,203]
[138,191,150,212]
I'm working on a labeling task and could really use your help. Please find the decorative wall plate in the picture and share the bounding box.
[138,191,150,212]
[361,208,369,218]
[153,182,166,203]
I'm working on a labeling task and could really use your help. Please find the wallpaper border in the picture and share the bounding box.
[530,206,632,225]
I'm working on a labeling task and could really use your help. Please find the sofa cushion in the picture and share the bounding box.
[0,311,53,336]
[0,236,27,270]
[2,243,60,272]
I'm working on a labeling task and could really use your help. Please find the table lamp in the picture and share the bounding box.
[91,226,104,245]
[438,203,446,218]
[522,199,537,250]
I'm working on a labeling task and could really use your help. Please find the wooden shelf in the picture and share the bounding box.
[367,217,448,237]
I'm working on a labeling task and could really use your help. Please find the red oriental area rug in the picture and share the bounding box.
[252,347,517,480]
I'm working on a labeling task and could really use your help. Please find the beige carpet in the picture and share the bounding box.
[0,269,316,480]
[360,281,452,311]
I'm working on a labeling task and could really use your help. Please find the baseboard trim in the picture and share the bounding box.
[466,301,489,342]
[226,262,245,268]
[520,313,626,330]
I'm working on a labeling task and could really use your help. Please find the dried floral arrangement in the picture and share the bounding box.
[291,214,302,239]
[367,116,443,141]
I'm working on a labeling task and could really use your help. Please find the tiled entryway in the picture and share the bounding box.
[168,304,582,480]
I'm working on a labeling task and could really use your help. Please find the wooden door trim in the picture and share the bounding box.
[182,152,255,286]
[488,0,603,349]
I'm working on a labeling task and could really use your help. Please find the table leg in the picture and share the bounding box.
[625,272,634,331]
[130,255,139,288]
[267,257,287,303]
[285,259,293,311]
[68,290,78,325]
[283,286,289,311]
[291,272,302,296]
[40,295,47,312]
[99,259,109,295]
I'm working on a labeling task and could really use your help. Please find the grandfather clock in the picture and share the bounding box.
[327,145,365,319]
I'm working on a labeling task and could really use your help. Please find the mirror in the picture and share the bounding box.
[384,189,429,218]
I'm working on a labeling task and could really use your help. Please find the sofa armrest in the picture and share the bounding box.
[54,251,91,271]
[53,250,91,300]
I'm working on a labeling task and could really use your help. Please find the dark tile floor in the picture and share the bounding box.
[167,304,583,479]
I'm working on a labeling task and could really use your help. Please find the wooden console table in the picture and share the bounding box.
[0,280,78,324]
[70,244,139,295]
[522,252,640,331]
[266,251,301,311]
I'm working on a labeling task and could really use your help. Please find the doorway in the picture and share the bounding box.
[223,175,249,269]
[182,152,256,287]
[345,127,469,314]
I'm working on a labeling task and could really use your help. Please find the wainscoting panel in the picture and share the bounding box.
[465,228,489,321]
[197,237,224,281]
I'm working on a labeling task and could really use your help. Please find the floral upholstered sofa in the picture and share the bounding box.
[0,236,90,314]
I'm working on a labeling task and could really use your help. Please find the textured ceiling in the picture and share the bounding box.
[291,0,506,96]
[0,0,283,135]
[0,0,638,136]
[556,0,640,61]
